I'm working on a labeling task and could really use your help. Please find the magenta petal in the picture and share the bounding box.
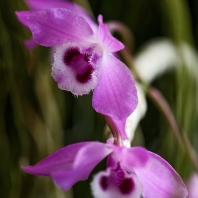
[26,0,97,32]
[22,142,93,176]
[92,54,138,120]
[51,169,83,190]
[26,0,76,10]
[133,152,188,198]
[97,15,124,52]
[15,11,32,29]
[51,142,112,190]
[113,146,149,169]
[27,8,93,46]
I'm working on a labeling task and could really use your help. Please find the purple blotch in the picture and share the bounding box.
[76,65,93,83]
[100,176,109,191]
[114,163,125,186]
[84,53,91,62]
[119,178,134,194]
[64,47,80,65]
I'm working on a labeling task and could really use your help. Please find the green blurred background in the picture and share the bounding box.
[0,0,197,197]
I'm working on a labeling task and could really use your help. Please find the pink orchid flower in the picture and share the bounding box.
[15,7,137,121]
[22,141,188,198]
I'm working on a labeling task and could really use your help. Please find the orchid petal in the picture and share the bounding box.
[27,8,93,46]
[26,0,77,10]
[91,168,142,198]
[112,146,149,169]
[52,43,99,96]
[186,172,198,198]
[124,82,147,143]
[51,142,112,190]
[25,0,97,31]
[133,152,188,198]
[97,15,124,52]
[22,142,93,176]
[15,11,32,29]
[92,54,137,120]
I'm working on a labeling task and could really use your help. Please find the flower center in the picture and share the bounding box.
[64,47,81,65]
[114,163,134,195]
[63,47,94,84]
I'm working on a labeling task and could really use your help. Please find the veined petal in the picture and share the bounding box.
[133,152,188,198]
[15,11,32,29]
[22,142,93,176]
[97,15,124,52]
[25,0,97,31]
[73,142,112,169]
[112,146,149,168]
[26,0,77,10]
[27,8,93,46]
[51,142,112,190]
[92,54,137,120]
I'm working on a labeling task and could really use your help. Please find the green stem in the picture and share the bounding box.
[147,86,184,149]
[182,131,198,172]
[147,86,198,171]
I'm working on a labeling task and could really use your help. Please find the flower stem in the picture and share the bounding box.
[104,115,123,146]
[147,86,184,149]
[147,86,198,171]
[107,21,134,52]
[182,131,198,171]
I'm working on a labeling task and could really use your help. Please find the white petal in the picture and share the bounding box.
[124,82,147,147]
[134,39,177,83]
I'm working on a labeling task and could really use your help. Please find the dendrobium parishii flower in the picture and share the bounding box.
[15,7,137,121]
[22,141,188,198]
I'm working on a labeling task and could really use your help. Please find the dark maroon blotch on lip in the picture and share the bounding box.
[114,165,125,186]
[100,176,109,190]
[64,47,80,65]
[76,65,93,83]
[84,53,91,62]
[119,178,134,194]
